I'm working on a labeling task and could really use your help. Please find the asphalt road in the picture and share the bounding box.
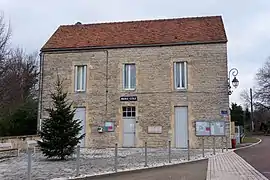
[81,159,208,180]
[235,136,270,179]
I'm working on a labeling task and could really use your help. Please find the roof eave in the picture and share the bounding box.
[40,40,228,53]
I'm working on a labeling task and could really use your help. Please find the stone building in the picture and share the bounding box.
[39,15,231,148]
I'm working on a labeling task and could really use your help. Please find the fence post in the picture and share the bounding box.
[202,137,205,158]
[168,140,171,163]
[213,137,216,155]
[114,143,118,172]
[75,145,80,177]
[187,139,190,161]
[226,136,228,151]
[27,149,32,180]
[222,136,224,153]
[144,141,148,167]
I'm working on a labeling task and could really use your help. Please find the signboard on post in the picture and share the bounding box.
[195,120,226,136]
[210,121,225,136]
[195,121,211,136]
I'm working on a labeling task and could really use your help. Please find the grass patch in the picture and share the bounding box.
[242,137,259,144]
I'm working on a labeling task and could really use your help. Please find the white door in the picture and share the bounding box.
[122,106,136,147]
[74,107,86,147]
[175,107,188,148]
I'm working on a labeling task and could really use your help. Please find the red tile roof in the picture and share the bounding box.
[41,16,227,51]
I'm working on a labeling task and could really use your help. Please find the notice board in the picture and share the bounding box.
[195,120,226,136]
[210,121,225,136]
[195,121,211,136]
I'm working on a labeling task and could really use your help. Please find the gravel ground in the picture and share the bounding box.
[0,148,223,180]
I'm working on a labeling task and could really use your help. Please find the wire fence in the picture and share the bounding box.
[0,137,229,180]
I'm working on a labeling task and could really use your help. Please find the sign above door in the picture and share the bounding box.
[120,96,137,101]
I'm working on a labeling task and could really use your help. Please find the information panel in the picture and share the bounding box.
[195,120,226,136]
[210,121,225,136]
[195,121,211,136]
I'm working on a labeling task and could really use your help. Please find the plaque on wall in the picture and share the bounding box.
[120,96,137,101]
[148,126,162,134]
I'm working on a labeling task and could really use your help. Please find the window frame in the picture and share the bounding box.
[123,63,136,90]
[174,61,187,90]
[122,106,136,117]
[75,65,87,92]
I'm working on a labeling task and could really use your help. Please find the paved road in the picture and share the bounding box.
[83,159,208,180]
[235,136,270,179]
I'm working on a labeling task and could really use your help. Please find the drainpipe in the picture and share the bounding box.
[37,52,44,132]
[104,50,109,120]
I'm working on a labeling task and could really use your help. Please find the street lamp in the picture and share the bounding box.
[228,68,239,95]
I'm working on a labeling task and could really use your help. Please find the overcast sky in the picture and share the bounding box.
[1,0,269,106]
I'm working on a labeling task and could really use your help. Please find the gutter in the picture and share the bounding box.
[40,40,227,53]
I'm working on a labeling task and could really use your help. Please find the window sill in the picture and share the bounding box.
[75,90,86,93]
[174,88,187,92]
[123,88,136,91]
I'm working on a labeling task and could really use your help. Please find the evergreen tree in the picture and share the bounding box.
[38,76,84,160]
[230,103,244,126]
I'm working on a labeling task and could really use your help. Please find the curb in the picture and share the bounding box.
[68,159,209,180]
[233,137,262,151]
[51,139,262,180]
[51,151,227,180]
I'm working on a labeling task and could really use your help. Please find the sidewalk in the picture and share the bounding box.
[207,151,268,180]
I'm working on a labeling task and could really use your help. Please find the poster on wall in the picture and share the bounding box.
[104,122,115,132]
[195,121,211,136]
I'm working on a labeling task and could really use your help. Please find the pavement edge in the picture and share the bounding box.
[233,137,262,151]
[52,138,262,180]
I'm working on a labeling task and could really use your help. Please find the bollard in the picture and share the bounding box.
[226,136,228,151]
[114,143,118,172]
[144,142,148,167]
[222,136,224,153]
[202,137,205,158]
[187,139,190,161]
[27,149,32,180]
[75,145,80,177]
[213,137,216,155]
[168,140,171,163]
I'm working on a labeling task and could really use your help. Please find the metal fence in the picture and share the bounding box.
[0,137,229,180]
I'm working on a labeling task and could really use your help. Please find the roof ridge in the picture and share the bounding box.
[60,15,222,27]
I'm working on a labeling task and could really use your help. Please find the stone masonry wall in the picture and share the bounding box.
[0,135,40,150]
[40,43,230,149]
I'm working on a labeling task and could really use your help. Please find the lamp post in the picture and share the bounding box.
[228,68,239,95]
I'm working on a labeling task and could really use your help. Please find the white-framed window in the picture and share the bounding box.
[123,64,136,90]
[75,65,87,92]
[174,62,187,89]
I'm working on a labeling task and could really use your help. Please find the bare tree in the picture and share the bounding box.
[0,13,39,136]
[240,89,251,107]
[254,57,270,109]
[0,12,11,62]
[0,48,39,114]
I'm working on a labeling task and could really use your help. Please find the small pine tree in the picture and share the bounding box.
[38,76,85,160]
